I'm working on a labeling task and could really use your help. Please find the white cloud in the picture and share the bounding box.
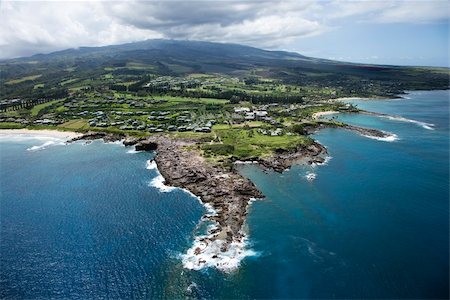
[328,0,449,23]
[0,0,448,59]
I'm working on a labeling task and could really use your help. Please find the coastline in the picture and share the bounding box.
[67,132,328,271]
[0,102,401,272]
[0,129,82,140]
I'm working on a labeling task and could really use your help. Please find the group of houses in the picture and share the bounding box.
[233,106,278,125]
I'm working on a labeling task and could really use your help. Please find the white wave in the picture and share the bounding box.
[126,149,142,154]
[202,203,218,217]
[362,133,399,142]
[312,156,332,167]
[106,140,125,145]
[146,159,157,170]
[146,160,176,192]
[26,140,65,151]
[381,115,435,130]
[1,134,62,142]
[186,282,198,293]
[149,174,176,193]
[144,158,258,272]
[181,230,258,272]
[305,172,317,182]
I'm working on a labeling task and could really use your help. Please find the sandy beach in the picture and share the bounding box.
[0,129,82,140]
[312,110,339,119]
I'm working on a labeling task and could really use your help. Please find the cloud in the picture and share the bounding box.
[328,0,449,23]
[0,1,161,58]
[0,0,448,59]
[104,1,325,47]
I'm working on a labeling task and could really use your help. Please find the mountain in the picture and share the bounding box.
[1,39,448,100]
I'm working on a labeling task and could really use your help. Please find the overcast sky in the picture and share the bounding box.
[0,0,448,66]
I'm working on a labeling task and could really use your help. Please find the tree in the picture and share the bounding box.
[292,124,305,135]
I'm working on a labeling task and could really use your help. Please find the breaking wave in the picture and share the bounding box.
[146,160,175,192]
[127,149,142,154]
[305,172,317,182]
[180,226,258,272]
[312,156,332,167]
[26,140,65,151]
[145,159,258,271]
[362,133,399,142]
[383,115,435,130]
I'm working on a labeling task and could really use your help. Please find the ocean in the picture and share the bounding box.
[0,90,448,299]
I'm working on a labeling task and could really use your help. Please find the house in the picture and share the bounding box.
[255,111,268,117]
[245,112,255,120]
[234,107,250,114]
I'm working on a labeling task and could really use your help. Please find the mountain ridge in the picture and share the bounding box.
[1,39,448,100]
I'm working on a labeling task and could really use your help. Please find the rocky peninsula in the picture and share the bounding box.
[68,131,329,270]
[67,120,391,271]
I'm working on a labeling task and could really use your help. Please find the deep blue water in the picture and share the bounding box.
[1,90,449,299]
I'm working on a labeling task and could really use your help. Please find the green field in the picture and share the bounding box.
[6,74,42,85]
[30,100,62,116]
[59,119,89,130]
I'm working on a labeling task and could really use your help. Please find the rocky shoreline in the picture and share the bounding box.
[255,141,328,173]
[305,122,394,140]
[68,131,328,270]
[67,122,388,270]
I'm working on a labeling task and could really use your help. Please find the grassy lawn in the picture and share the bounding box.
[59,119,89,130]
[60,78,79,86]
[208,128,311,159]
[6,74,42,85]
[0,122,26,129]
[30,100,62,116]
[212,121,264,130]
[148,95,229,105]
[33,83,45,89]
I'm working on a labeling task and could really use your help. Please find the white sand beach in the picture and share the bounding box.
[0,129,82,140]
[312,111,339,119]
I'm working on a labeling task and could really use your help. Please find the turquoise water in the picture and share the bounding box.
[1,90,448,298]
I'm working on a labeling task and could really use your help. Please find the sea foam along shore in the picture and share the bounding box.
[0,129,83,151]
[361,132,399,142]
[180,196,259,272]
[146,158,258,272]
[146,159,176,192]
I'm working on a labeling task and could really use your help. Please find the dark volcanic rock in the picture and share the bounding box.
[68,131,106,142]
[135,141,158,151]
[68,131,124,143]
[123,137,141,146]
[143,135,263,251]
[257,141,328,173]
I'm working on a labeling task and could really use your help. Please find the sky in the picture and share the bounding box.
[0,0,448,67]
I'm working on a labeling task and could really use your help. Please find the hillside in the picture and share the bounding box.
[1,39,448,101]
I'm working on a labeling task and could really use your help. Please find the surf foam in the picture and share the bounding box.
[383,115,435,130]
[362,132,399,142]
[145,159,258,272]
[305,172,317,182]
[312,156,332,167]
[181,228,258,272]
[26,140,65,151]
[147,160,176,193]
[127,149,142,154]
